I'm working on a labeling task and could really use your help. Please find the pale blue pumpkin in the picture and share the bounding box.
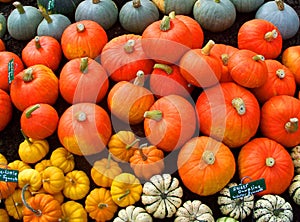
[230,0,264,13]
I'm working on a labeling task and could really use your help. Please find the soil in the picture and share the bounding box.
[0,0,300,221]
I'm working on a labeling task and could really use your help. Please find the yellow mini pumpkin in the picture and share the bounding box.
[63,170,90,200]
[31,187,65,204]
[8,160,31,172]
[110,172,142,207]
[34,159,52,172]
[61,201,88,222]
[18,168,42,192]
[42,166,65,194]
[50,147,75,174]
[0,153,7,165]
[0,208,9,222]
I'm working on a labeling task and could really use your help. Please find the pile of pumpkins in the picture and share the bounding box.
[0,0,300,221]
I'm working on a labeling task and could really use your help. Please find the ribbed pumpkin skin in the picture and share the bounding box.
[282,45,300,85]
[196,82,260,148]
[238,137,294,196]
[289,174,300,205]
[0,13,6,39]
[152,0,196,15]
[75,0,119,30]
[119,0,159,34]
[177,136,236,196]
[230,0,264,12]
[0,89,12,131]
[260,95,300,148]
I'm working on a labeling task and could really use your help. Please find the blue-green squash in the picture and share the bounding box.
[0,13,6,39]
[229,0,264,13]
[152,0,196,15]
[37,0,83,17]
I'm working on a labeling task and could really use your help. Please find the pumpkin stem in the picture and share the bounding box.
[106,152,112,169]
[42,178,50,183]
[117,189,130,201]
[124,39,135,54]
[139,143,148,161]
[276,69,285,79]
[252,54,265,61]
[133,70,145,86]
[132,0,141,8]
[22,68,34,82]
[221,54,229,66]
[214,0,221,3]
[98,203,108,209]
[25,104,40,118]
[160,15,171,31]
[20,129,32,145]
[126,138,140,150]
[13,1,26,14]
[264,29,278,41]
[169,11,176,19]
[144,110,163,121]
[201,40,215,56]
[76,112,87,122]
[39,7,53,24]
[153,63,173,74]
[285,117,298,133]
[21,184,42,216]
[202,150,215,165]
[275,0,284,11]
[266,157,275,167]
[232,98,246,115]
[34,36,41,49]
[76,23,85,33]
[80,57,89,73]
[93,0,101,4]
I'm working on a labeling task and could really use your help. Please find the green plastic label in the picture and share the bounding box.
[8,59,14,84]
[0,168,18,183]
[47,0,55,11]
[229,178,266,199]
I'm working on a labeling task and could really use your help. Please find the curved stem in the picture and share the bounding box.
[106,153,112,169]
[80,57,89,73]
[160,15,171,31]
[20,129,32,145]
[202,150,215,165]
[266,157,275,167]
[22,68,34,82]
[144,110,163,121]
[117,189,130,201]
[133,70,145,86]
[138,143,148,161]
[13,2,25,14]
[34,36,41,49]
[21,184,42,216]
[285,117,298,133]
[25,104,40,118]
[252,55,265,61]
[201,40,215,56]
[125,139,140,150]
[264,29,278,41]
[124,39,135,54]
[276,69,285,79]
[153,63,173,74]
[232,98,246,115]
[132,0,141,8]
[275,0,284,11]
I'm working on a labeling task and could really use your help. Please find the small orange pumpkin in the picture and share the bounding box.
[0,39,5,51]
[282,45,300,85]
[0,89,12,131]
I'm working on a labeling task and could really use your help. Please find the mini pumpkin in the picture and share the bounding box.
[289,174,300,206]
[282,45,300,85]
[63,170,90,200]
[8,160,31,172]
[0,89,12,132]
[61,201,88,222]
[0,209,9,222]
[41,166,65,194]
[290,145,300,174]
[114,205,153,222]
[0,153,7,165]
[18,169,42,192]
[34,159,52,173]
[50,147,75,174]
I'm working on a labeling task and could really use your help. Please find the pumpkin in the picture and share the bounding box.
[0,153,7,165]
[228,49,268,88]
[10,64,59,112]
[210,43,239,82]
[0,164,17,199]
[50,147,75,174]
[107,130,140,162]
[282,45,300,85]
[20,104,59,140]
[37,0,83,17]
[18,169,42,192]
[216,217,239,222]
[237,19,282,59]
[4,188,31,220]
[34,159,52,172]
[289,174,300,205]
[18,130,49,164]
[255,0,300,40]
[31,187,64,204]
[196,82,260,148]
[75,0,118,30]
[57,102,112,156]
[218,182,254,220]
[177,136,236,196]
[230,0,264,12]
[101,34,154,82]
[144,94,197,152]
[0,51,24,91]
[193,0,236,32]
[179,40,222,88]
[260,95,300,148]
[21,36,62,71]
[107,70,155,125]
[129,143,165,180]
[0,13,6,39]
[61,201,88,222]
[119,0,159,33]
[142,173,183,218]
[59,57,109,104]
[0,89,12,131]
[0,209,9,222]
[251,59,296,104]
[141,14,193,64]
[22,191,63,222]
[175,200,214,222]
[152,0,196,15]
[41,166,65,194]
[37,8,71,41]
[149,63,194,98]
[61,20,108,60]
[7,1,43,40]
[290,145,300,174]
[0,39,5,51]
[85,188,118,221]
[63,170,90,200]
[253,194,293,221]
[110,172,142,207]
[114,205,153,222]
[8,160,31,172]
[238,137,294,196]
[91,153,122,188]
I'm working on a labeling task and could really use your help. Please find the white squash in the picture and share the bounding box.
[289,174,300,205]
[217,182,254,220]
[141,174,183,219]
[113,205,152,222]
[290,145,300,174]
[175,200,214,222]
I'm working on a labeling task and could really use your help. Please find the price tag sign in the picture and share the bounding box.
[229,178,266,199]
[0,168,18,183]
[8,59,14,84]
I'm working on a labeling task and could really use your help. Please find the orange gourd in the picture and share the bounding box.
[0,39,5,51]
[0,89,12,131]
[282,45,300,85]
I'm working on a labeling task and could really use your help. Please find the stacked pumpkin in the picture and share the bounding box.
[0,0,300,221]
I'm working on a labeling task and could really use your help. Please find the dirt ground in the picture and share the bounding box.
[0,0,300,221]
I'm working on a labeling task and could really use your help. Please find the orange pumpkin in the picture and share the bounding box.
[238,19,282,59]
[282,45,300,85]
[59,57,109,104]
[0,39,5,51]
[177,136,236,196]
[238,137,294,196]
[0,89,12,131]
[61,20,108,60]
[260,95,300,148]
[57,102,112,156]
[144,94,197,152]
[0,164,17,199]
